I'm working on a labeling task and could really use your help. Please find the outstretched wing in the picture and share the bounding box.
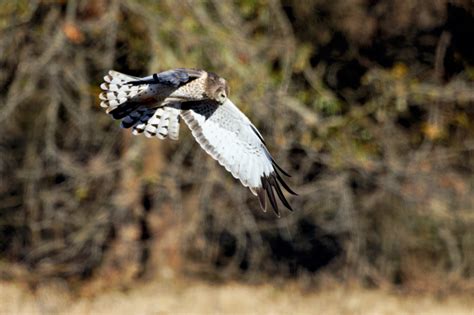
[180,99,296,216]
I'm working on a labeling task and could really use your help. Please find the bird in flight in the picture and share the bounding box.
[99,68,296,216]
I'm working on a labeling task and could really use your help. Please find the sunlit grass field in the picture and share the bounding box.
[1,277,473,315]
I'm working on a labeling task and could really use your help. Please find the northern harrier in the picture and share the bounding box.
[99,69,296,216]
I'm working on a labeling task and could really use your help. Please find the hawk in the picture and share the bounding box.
[99,69,296,216]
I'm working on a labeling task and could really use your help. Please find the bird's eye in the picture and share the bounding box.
[218,93,226,102]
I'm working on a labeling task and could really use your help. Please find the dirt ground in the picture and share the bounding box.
[0,278,473,315]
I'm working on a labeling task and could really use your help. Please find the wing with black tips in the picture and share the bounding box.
[180,99,297,216]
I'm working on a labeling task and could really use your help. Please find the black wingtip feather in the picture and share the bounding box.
[271,158,291,177]
[259,172,298,216]
[274,171,298,196]
[263,177,280,217]
[271,177,294,211]
[257,189,267,212]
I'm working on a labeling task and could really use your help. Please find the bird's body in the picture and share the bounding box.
[99,68,295,216]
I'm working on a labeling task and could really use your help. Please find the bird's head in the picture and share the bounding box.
[206,73,229,104]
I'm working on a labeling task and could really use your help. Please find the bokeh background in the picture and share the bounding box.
[0,0,473,313]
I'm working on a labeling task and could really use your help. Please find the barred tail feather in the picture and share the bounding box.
[99,70,148,113]
[100,70,182,141]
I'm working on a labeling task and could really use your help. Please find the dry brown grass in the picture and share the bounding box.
[1,278,473,315]
[0,0,473,293]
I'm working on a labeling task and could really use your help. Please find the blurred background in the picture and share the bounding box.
[0,0,473,313]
